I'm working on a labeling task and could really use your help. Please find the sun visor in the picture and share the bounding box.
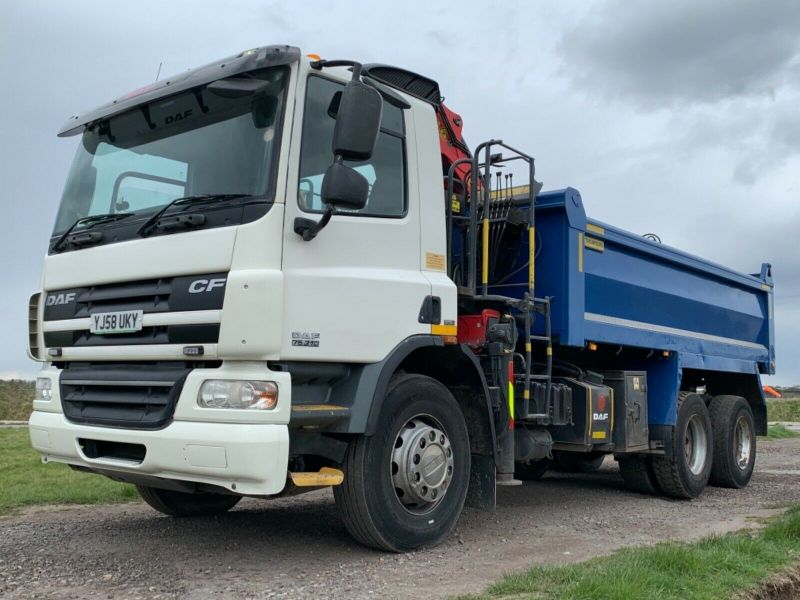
[58,45,300,137]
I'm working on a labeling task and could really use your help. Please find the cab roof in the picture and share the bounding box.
[58,44,300,137]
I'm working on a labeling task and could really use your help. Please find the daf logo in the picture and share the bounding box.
[188,278,226,294]
[46,292,76,306]
[165,109,192,125]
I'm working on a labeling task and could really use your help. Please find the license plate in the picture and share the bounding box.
[90,310,144,335]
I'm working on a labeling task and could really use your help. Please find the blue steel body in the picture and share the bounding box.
[490,188,775,426]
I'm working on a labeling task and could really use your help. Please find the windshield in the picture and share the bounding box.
[53,67,288,235]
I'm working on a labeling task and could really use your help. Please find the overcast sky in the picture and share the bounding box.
[0,0,797,384]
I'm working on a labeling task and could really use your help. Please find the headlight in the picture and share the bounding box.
[35,378,52,401]
[197,380,278,410]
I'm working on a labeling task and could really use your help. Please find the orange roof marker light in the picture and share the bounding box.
[307,53,322,61]
[763,385,782,398]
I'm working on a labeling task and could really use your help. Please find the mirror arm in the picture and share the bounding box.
[293,204,336,242]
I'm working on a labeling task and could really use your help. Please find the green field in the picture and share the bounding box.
[457,505,800,600]
[765,423,800,439]
[0,380,34,420]
[768,399,800,422]
[0,428,137,515]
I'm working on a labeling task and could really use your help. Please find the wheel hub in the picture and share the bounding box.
[685,414,708,476]
[734,415,753,470]
[391,416,454,513]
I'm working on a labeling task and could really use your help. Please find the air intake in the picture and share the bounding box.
[361,64,441,105]
[28,293,41,360]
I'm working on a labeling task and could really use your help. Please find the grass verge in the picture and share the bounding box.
[0,428,138,515]
[763,423,800,440]
[767,399,800,422]
[456,505,800,600]
[0,380,33,420]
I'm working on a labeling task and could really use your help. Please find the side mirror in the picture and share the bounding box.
[294,61,382,242]
[331,79,382,161]
[321,162,368,210]
[293,164,369,241]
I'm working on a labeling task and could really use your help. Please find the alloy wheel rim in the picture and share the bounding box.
[390,415,454,515]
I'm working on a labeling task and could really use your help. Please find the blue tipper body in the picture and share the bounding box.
[493,188,775,427]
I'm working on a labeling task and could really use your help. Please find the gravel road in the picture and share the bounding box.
[2,438,800,599]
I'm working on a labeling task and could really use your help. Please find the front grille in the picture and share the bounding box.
[43,273,227,321]
[44,324,220,348]
[60,362,192,429]
[42,273,227,350]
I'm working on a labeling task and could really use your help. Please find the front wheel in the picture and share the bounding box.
[136,486,241,517]
[333,374,471,552]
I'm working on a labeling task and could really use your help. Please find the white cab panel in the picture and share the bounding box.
[280,65,432,362]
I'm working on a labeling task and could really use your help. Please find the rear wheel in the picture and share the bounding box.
[708,395,756,488]
[553,451,605,473]
[514,458,551,481]
[136,486,241,517]
[334,374,471,552]
[618,455,660,494]
[651,393,713,499]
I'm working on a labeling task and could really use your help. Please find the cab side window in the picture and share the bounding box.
[298,76,406,217]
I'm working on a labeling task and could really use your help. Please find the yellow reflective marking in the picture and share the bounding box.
[482,217,490,284]
[529,227,535,289]
[586,223,605,235]
[525,342,532,352]
[292,404,348,412]
[523,389,530,400]
[585,236,605,252]
[431,324,457,336]
[591,431,607,440]
[546,346,552,356]
[508,381,515,420]
[578,233,584,272]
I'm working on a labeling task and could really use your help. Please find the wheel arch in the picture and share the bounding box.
[680,369,767,436]
[363,337,498,511]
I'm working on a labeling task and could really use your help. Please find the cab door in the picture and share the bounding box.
[281,71,431,362]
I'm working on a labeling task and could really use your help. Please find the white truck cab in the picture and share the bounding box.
[29,46,472,550]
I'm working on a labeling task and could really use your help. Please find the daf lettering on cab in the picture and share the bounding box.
[28,45,775,552]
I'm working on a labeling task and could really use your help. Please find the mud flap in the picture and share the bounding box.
[465,453,496,511]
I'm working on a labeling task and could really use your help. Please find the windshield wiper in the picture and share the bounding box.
[52,212,134,253]
[137,194,255,237]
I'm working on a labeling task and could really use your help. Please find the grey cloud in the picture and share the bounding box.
[732,98,800,184]
[559,0,800,108]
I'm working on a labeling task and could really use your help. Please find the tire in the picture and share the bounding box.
[136,485,241,517]
[708,395,756,489]
[618,455,660,495]
[333,374,471,552]
[553,451,605,473]
[651,393,713,499]
[515,458,551,481]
